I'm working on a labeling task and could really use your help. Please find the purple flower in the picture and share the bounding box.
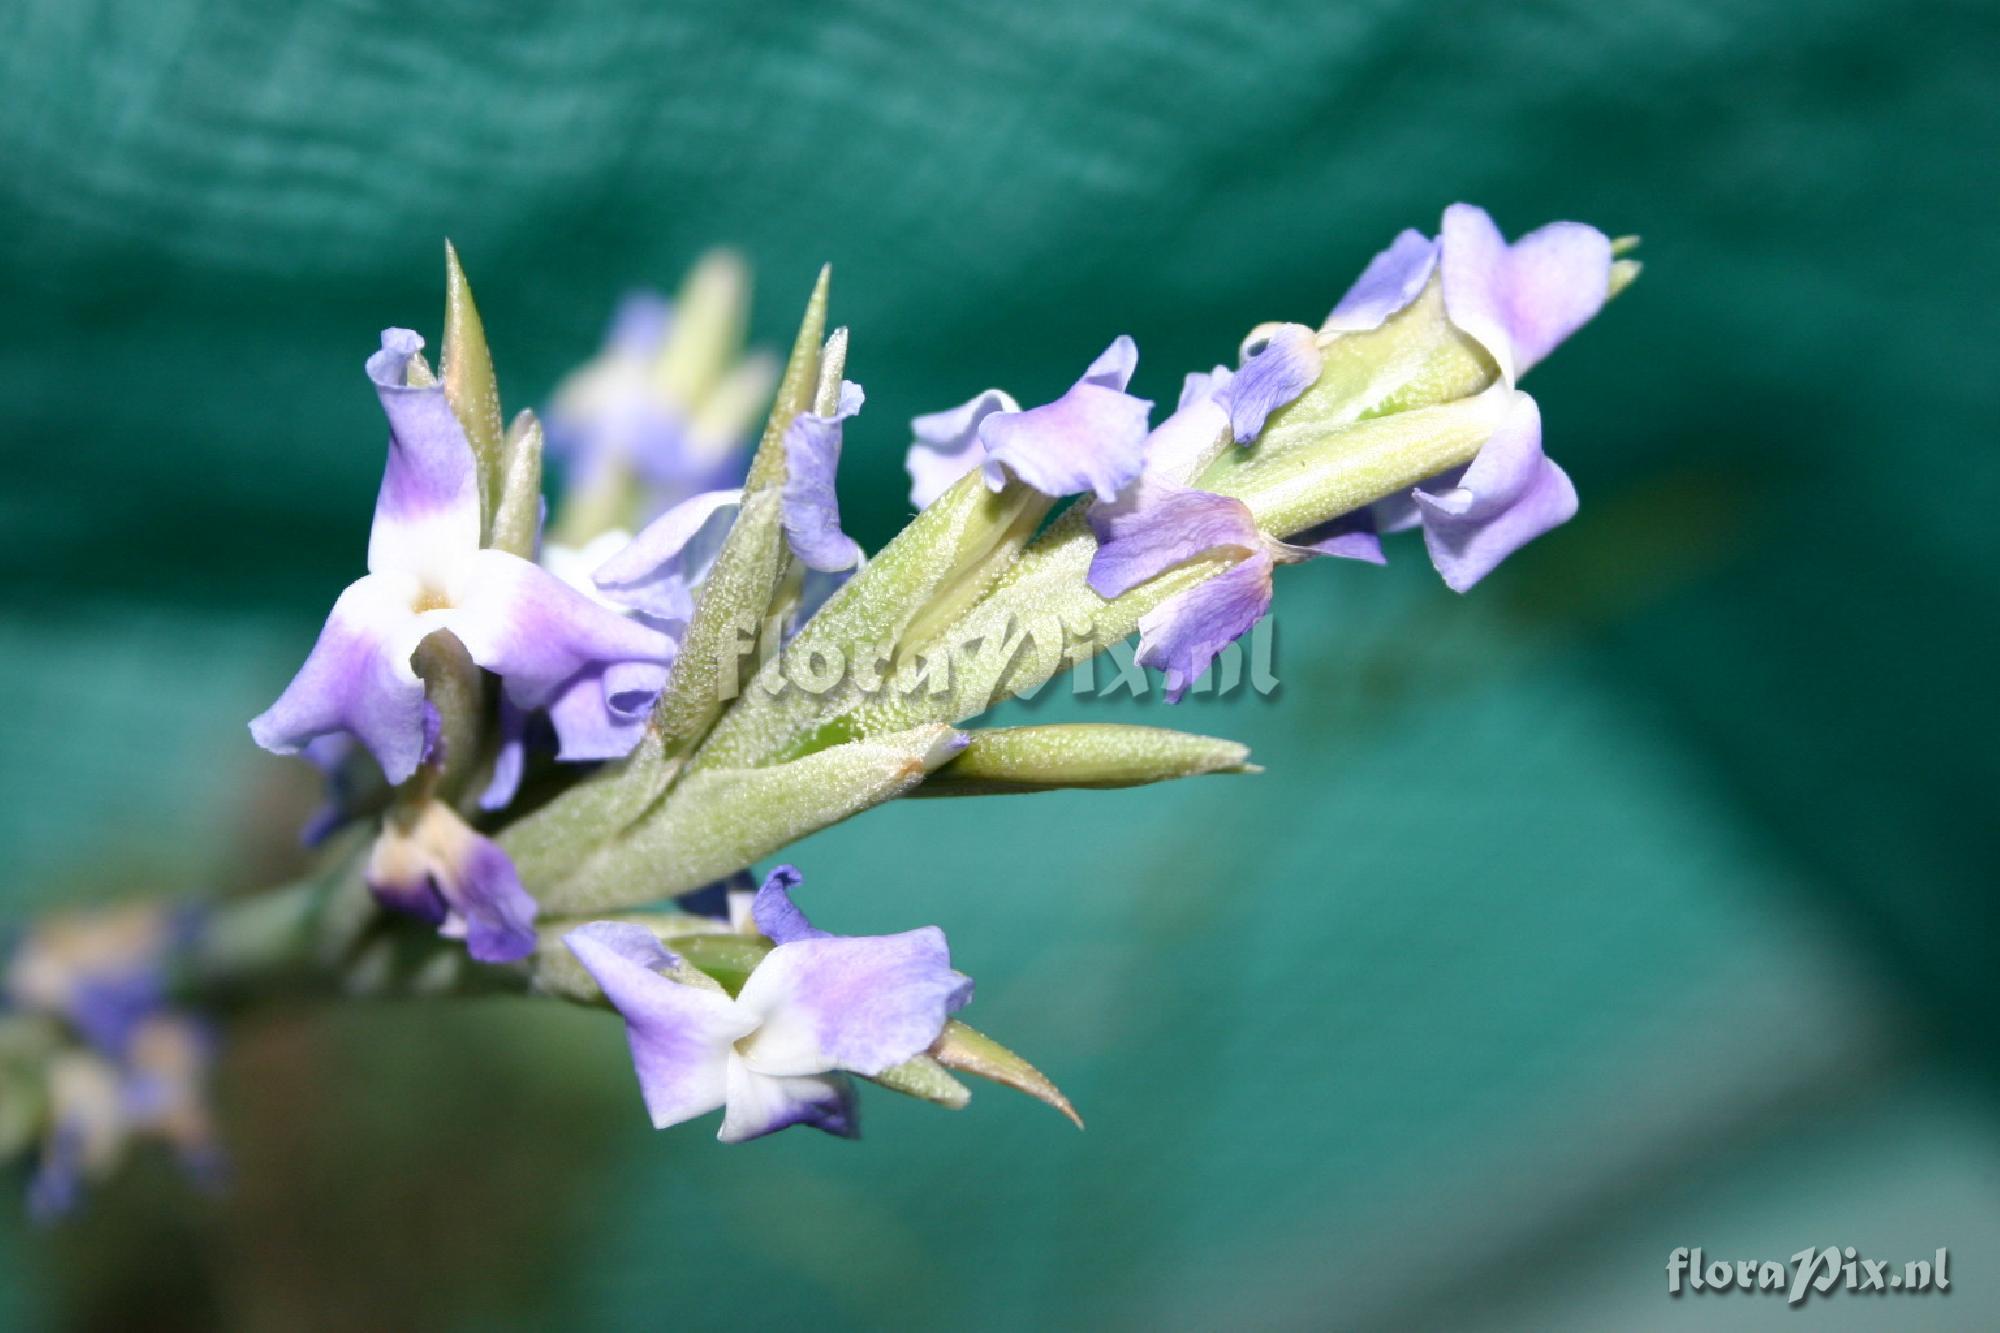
[1408,391,1574,591]
[471,529,677,808]
[1325,205,1612,381]
[564,866,971,1142]
[905,337,1153,507]
[545,292,751,508]
[250,330,673,787]
[1319,205,1612,589]
[1081,358,1386,698]
[365,798,539,963]
[1089,465,1386,700]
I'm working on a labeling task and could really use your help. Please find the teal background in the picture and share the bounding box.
[3,0,1996,1328]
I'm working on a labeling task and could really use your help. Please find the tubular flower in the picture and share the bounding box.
[1322,204,1611,589]
[250,330,673,786]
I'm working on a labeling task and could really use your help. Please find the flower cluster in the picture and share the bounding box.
[1,906,219,1221]
[3,205,1633,1219]
[1086,204,1617,697]
[222,208,1623,1146]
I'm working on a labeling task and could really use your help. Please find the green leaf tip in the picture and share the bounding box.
[650,265,831,753]
[489,409,544,559]
[915,724,1254,797]
[441,239,506,531]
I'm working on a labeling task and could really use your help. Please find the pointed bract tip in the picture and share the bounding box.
[931,1019,1083,1129]
[1608,257,1644,300]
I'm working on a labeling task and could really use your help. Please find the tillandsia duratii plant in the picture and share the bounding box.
[1,208,1637,1215]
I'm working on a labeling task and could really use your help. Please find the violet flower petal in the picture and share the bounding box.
[478,697,529,812]
[718,1063,859,1143]
[1324,228,1439,333]
[906,389,1018,508]
[592,488,743,622]
[366,803,539,962]
[363,330,482,579]
[979,336,1152,501]
[444,549,674,712]
[1412,392,1577,591]
[565,922,753,1129]
[248,574,434,785]
[747,865,823,944]
[1089,486,1263,599]
[545,669,648,762]
[1107,367,1230,496]
[1439,204,1612,381]
[735,927,972,1079]
[780,381,866,572]
[1285,510,1386,565]
[1218,324,1321,443]
[1135,552,1278,702]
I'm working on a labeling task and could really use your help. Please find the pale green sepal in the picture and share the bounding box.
[490,409,545,560]
[1609,237,1643,299]
[932,1019,1082,1128]
[494,731,682,891]
[538,723,964,912]
[914,724,1253,797]
[833,506,1225,740]
[530,912,729,1004]
[441,240,506,532]
[410,629,486,803]
[663,933,770,995]
[869,1053,972,1109]
[692,465,1049,771]
[649,267,828,753]
[1213,384,1515,541]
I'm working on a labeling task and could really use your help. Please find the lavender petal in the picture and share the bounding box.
[780,380,866,572]
[906,389,1018,508]
[1135,552,1277,702]
[248,573,434,785]
[1412,391,1577,591]
[1219,323,1321,443]
[1439,204,1612,381]
[1324,228,1439,333]
[735,927,972,1078]
[364,329,483,579]
[565,923,752,1129]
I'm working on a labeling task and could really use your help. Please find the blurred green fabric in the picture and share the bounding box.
[2,0,1994,1327]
